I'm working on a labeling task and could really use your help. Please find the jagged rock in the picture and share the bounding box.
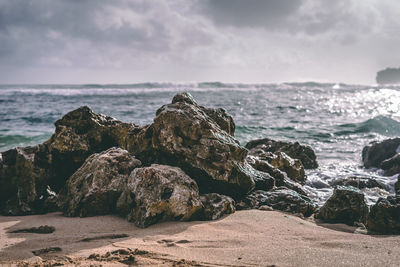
[236,188,317,217]
[246,138,318,169]
[116,164,203,228]
[246,155,306,195]
[200,193,235,220]
[315,186,368,225]
[395,175,400,195]
[132,93,255,198]
[362,138,400,169]
[247,147,305,184]
[58,148,141,217]
[367,196,400,234]
[0,146,50,215]
[330,176,385,190]
[44,106,142,191]
[381,153,400,176]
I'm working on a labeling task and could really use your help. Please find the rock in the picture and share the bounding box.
[258,205,273,211]
[44,106,142,192]
[236,188,317,217]
[116,164,203,228]
[362,138,400,168]
[315,186,368,226]
[395,175,400,195]
[0,146,50,215]
[367,196,400,234]
[0,106,143,216]
[58,148,141,217]
[330,176,385,190]
[381,153,400,176]
[247,148,305,184]
[200,193,235,220]
[133,93,255,198]
[246,155,307,195]
[245,138,318,169]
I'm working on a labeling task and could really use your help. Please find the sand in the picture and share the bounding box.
[1,210,399,266]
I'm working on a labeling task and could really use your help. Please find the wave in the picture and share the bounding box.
[0,133,52,151]
[335,116,400,136]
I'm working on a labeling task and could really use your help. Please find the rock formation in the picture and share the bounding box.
[58,148,141,217]
[315,186,368,225]
[200,193,235,220]
[367,196,400,234]
[116,164,203,228]
[245,138,318,169]
[237,188,317,217]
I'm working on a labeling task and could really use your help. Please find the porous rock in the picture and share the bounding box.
[246,155,306,195]
[116,164,203,228]
[367,196,400,234]
[58,148,141,217]
[132,93,255,198]
[362,138,400,169]
[315,186,368,225]
[0,146,49,215]
[200,193,235,220]
[246,138,318,169]
[247,148,305,184]
[236,188,317,217]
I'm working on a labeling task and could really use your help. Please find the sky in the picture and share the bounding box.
[0,0,400,84]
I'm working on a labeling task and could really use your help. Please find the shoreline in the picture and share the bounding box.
[1,210,400,266]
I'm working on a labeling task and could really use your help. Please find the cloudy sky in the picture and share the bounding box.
[0,0,399,84]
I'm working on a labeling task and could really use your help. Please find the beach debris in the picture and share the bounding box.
[200,193,235,220]
[367,195,400,234]
[58,147,141,217]
[116,164,203,228]
[315,186,369,226]
[79,233,129,242]
[237,188,317,217]
[245,137,318,169]
[9,225,55,234]
[32,247,62,256]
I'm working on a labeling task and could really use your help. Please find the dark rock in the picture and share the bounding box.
[381,153,400,176]
[200,193,235,220]
[58,148,141,217]
[315,186,368,225]
[44,106,142,192]
[116,164,203,228]
[0,107,143,216]
[246,138,318,169]
[0,146,50,215]
[236,188,317,217]
[133,93,255,198]
[395,175,400,195]
[330,176,385,190]
[367,196,400,234]
[247,148,305,184]
[362,138,400,168]
[246,155,307,195]
[80,234,129,242]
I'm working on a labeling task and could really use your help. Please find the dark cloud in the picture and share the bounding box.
[200,0,302,28]
[0,0,399,83]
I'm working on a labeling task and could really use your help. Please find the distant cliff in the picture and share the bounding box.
[376,67,400,84]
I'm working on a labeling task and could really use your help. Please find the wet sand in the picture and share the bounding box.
[1,210,399,266]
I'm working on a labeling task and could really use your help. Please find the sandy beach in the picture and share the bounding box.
[1,210,399,266]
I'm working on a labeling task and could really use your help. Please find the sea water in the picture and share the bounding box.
[1,82,399,205]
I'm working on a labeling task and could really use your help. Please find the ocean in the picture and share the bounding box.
[1,82,399,205]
